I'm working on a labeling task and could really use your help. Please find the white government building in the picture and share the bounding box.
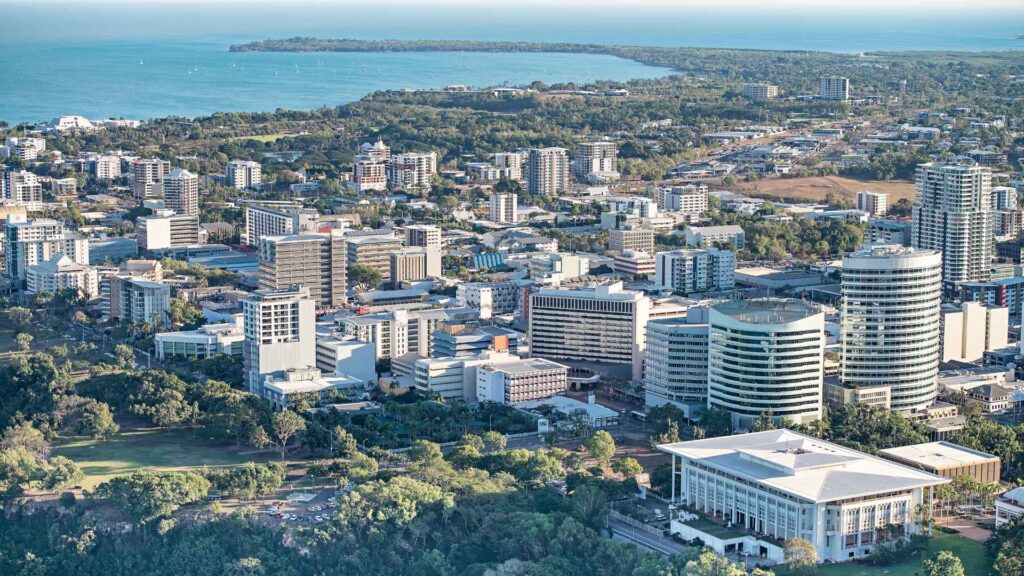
[659,429,948,565]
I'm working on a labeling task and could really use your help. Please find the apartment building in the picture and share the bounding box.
[856,191,888,217]
[162,168,199,216]
[489,192,518,224]
[404,224,441,249]
[258,232,347,307]
[684,225,745,249]
[654,248,736,293]
[4,171,43,204]
[224,160,262,189]
[389,247,442,285]
[353,158,388,192]
[25,255,99,300]
[613,250,656,278]
[91,155,121,180]
[339,307,478,360]
[661,184,709,215]
[242,286,316,397]
[526,147,570,196]
[388,152,437,192]
[819,76,850,100]
[491,151,526,182]
[941,301,1009,363]
[131,158,171,199]
[3,216,89,279]
[574,141,619,181]
[111,277,171,326]
[243,204,320,247]
[742,83,779,100]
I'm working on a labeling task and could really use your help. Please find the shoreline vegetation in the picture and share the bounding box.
[229,37,1024,68]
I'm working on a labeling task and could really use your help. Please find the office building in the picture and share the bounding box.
[526,147,570,196]
[224,160,262,189]
[388,151,437,192]
[662,185,709,215]
[476,358,569,404]
[529,282,655,379]
[111,277,171,326]
[574,141,619,181]
[654,248,736,293]
[839,245,942,414]
[866,219,912,246]
[912,161,994,291]
[708,299,825,428]
[260,367,365,410]
[3,171,43,204]
[940,301,1008,363]
[659,429,948,564]
[315,334,376,385]
[242,286,316,397]
[684,225,745,249]
[455,281,521,319]
[155,320,245,360]
[490,192,518,224]
[414,349,520,402]
[25,255,98,300]
[431,321,520,357]
[353,158,388,192]
[404,224,441,249]
[340,307,478,360]
[608,196,658,218]
[526,252,590,281]
[742,83,779,100]
[613,250,656,278]
[3,216,88,279]
[131,158,170,199]
[609,227,655,254]
[644,310,709,418]
[258,232,347,307]
[137,209,200,251]
[162,168,199,216]
[243,204,320,247]
[880,442,1000,484]
[856,191,888,217]
[491,152,526,182]
[819,76,850,100]
[345,233,403,282]
[389,247,441,285]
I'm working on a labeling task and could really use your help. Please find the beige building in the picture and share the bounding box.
[404,224,441,249]
[258,232,347,307]
[162,168,199,216]
[880,442,1001,484]
[742,83,779,100]
[490,192,518,224]
[225,160,262,190]
[345,233,404,282]
[389,247,442,285]
[354,158,388,192]
[941,301,1009,363]
[137,209,200,251]
[609,227,655,254]
[526,147,570,196]
[574,141,618,182]
[613,250,656,278]
[131,158,170,199]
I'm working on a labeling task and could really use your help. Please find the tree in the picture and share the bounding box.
[333,426,358,457]
[923,550,965,576]
[338,476,453,533]
[0,422,49,458]
[408,440,443,463]
[5,307,32,330]
[113,344,135,370]
[348,264,383,289]
[701,406,732,437]
[684,550,746,576]
[481,430,507,451]
[40,456,83,491]
[611,457,643,477]
[784,537,819,574]
[257,411,306,459]
[169,298,206,329]
[207,462,286,500]
[0,447,39,499]
[752,409,777,432]
[97,471,210,524]
[15,332,33,352]
[583,430,616,466]
[460,433,485,451]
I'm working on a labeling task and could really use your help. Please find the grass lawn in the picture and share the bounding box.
[773,534,991,576]
[54,428,275,488]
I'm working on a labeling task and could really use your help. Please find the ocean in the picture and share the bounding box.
[1,2,1022,125]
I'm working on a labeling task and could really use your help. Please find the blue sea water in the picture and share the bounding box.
[1,2,1022,125]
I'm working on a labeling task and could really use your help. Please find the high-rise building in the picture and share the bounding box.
[489,192,518,224]
[242,286,316,396]
[162,168,199,216]
[819,76,850,101]
[3,171,43,204]
[345,233,403,282]
[353,158,388,192]
[661,184,709,215]
[243,204,320,247]
[258,232,347,307]
[91,156,121,180]
[112,277,171,327]
[708,298,825,428]
[574,142,619,181]
[526,147,570,196]
[404,224,441,249]
[911,161,994,291]
[654,248,736,293]
[339,307,478,360]
[940,301,1008,364]
[993,186,1018,211]
[529,282,654,379]
[388,152,437,192]
[25,255,99,300]
[742,83,779,100]
[609,227,655,254]
[359,137,390,161]
[840,245,942,414]
[224,160,262,189]
[131,158,171,199]
[455,281,521,319]
[4,137,46,161]
[491,152,526,182]
[644,309,709,418]
[856,191,888,217]
[3,216,88,279]
[137,209,200,251]
[389,247,441,285]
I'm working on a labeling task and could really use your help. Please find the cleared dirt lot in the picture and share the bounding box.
[727,175,916,204]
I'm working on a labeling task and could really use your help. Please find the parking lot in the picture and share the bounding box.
[255,486,350,525]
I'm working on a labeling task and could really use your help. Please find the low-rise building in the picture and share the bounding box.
[684,225,745,249]
[315,334,377,386]
[155,320,245,359]
[613,250,656,278]
[260,367,366,410]
[879,442,1001,483]
[137,210,200,251]
[476,357,569,404]
[996,487,1024,527]
[25,255,98,300]
[654,248,735,293]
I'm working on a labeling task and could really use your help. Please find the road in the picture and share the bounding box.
[608,518,688,556]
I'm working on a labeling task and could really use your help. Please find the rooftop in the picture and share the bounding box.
[711,298,820,325]
[659,429,948,503]
[879,442,999,470]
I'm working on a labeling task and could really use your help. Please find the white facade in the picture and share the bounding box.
[456,281,521,319]
[608,196,658,218]
[684,225,745,249]
[162,168,198,216]
[242,286,317,397]
[25,255,99,300]
[116,277,171,327]
[224,160,262,189]
[315,334,377,385]
[131,158,170,199]
[819,76,850,100]
[708,299,825,428]
[613,250,656,278]
[491,152,526,182]
[414,349,522,402]
[3,217,89,279]
[243,205,320,247]
[941,301,1009,363]
[476,357,569,404]
[4,137,46,161]
[92,156,121,180]
[137,210,200,251]
[742,83,779,100]
[4,171,43,204]
[261,367,365,410]
[644,311,709,418]
[340,307,478,360]
[996,487,1024,527]
[662,185,709,215]
[489,192,518,224]
[404,224,441,249]
[526,147,570,196]
[856,191,888,217]
[660,430,948,564]
[574,142,619,181]
[388,151,437,191]
[912,161,994,291]
[155,320,245,359]
[840,245,943,413]
[654,248,735,293]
